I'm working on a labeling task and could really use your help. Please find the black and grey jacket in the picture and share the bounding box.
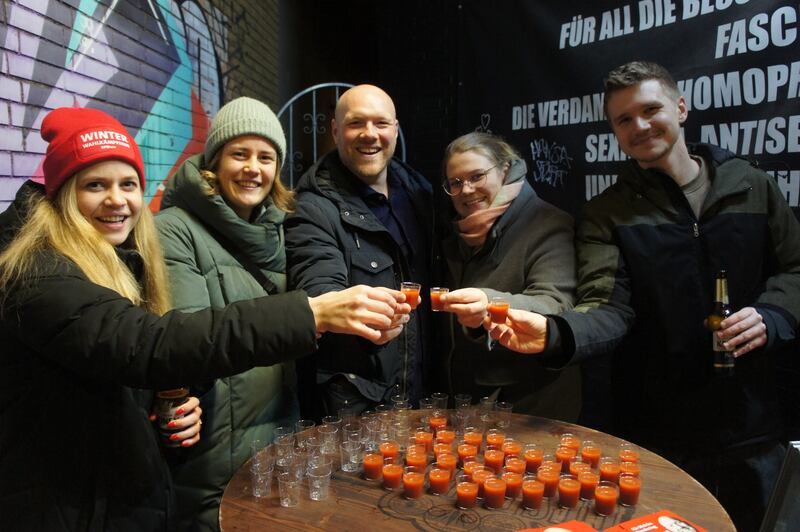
[285,150,434,405]
[555,143,800,451]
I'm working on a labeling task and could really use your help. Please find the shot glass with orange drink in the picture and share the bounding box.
[501,466,523,499]
[581,440,601,468]
[523,443,543,473]
[430,287,449,311]
[594,480,619,516]
[488,296,510,323]
[619,473,641,506]
[483,476,507,509]
[599,456,621,484]
[400,282,421,310]
[536,462,560,498]
[472,467,494,499]
[456,478,479,508]
[428,467,451,495]
[522,475,545,509]
[402,466,425,499]
[436,452,458,475]
[382,458,403,490]
[619,442,640,463]
[558,474,581,508]
[578,469,600,500]
[363,452,383,480]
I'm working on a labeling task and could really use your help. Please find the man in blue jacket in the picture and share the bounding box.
[486,61,800,532]
[286,85,434,418]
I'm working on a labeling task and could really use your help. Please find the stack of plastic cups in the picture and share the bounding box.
[249,441,275,498]
[317,423,339,459]
[340,439,362,473]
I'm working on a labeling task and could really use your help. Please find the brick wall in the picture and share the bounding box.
[0,0,279,211]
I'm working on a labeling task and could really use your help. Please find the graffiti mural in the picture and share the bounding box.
[0,0,232,211]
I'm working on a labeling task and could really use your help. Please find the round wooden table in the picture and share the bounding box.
[220,413,734,531]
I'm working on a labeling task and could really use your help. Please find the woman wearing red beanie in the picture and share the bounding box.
[0,107,410,530]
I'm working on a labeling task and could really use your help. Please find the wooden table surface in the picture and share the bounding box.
[220,413,734,531]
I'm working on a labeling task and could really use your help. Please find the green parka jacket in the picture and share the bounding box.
[155,154,299,531]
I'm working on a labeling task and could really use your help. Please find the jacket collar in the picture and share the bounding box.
[297,150,432,233]
[618,142,753,215]
[159,154,286,270]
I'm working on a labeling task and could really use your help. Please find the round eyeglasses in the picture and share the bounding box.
[442,164,499,196]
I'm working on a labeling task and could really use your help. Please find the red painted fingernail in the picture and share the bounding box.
[167,420,177,428]
[170,434,180,441]
[175,408,184,416]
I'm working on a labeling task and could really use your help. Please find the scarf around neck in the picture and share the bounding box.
[456,158,526,247]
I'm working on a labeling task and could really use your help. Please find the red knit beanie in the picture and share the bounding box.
[41,107,146,198]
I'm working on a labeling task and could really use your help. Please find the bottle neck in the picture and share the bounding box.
[715,277,729,305]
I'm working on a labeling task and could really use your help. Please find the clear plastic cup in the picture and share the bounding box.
[307,463,333,501]
[278,471,301,507]
[340,440,362,473]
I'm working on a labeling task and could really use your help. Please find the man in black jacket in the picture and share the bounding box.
[286,85,434,418]
[486,62,800,532]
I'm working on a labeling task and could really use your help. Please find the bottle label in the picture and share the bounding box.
[154,388,189,447]
[712,340,735,373]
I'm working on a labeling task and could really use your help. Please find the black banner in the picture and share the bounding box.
[457,0,800,218]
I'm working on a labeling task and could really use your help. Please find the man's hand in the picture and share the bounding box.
[440,288,488,328]
[484,309,548,354]
[308,285,410,343]
[719,306,767,357]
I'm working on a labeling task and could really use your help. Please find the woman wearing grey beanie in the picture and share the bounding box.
[155,97,313,530]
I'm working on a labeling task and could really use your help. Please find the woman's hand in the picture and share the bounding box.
[440,288,488,328]
[166,396,203,448]
[309,285,411,344]
[484,309,548,354]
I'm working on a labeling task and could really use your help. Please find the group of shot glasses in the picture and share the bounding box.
[249,417,342,507]
[356,395,642,516]
[247,392,641,515]
[400,282,510,321]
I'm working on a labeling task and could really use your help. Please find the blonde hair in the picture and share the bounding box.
[442,131,522,179]
[0,177,171,315]
[202,147,296,214]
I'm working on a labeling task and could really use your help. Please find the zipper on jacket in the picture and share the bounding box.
[693,223,699,238]
[354,233,361,249]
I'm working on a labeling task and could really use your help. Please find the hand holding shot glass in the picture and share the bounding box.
[400,282,421,310]
[487,297,510,323]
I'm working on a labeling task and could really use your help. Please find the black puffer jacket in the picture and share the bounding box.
[0,182,317,531]
[285,151,434,405]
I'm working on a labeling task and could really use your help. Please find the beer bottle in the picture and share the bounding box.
[706,270,734,376]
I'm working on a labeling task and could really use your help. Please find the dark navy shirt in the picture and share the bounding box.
[351,168,430,403]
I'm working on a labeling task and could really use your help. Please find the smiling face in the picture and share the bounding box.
[606,79,687,170]
[213,135,279,220]
[332,85,398,185]
[75,160,143,246]
[445,150,506,218]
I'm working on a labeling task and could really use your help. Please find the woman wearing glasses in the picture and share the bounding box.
[436,132,580,420]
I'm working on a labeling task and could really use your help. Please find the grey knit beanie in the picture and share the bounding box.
[204,96,286,165]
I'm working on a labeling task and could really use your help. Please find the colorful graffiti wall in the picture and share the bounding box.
[0,0,279,211]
